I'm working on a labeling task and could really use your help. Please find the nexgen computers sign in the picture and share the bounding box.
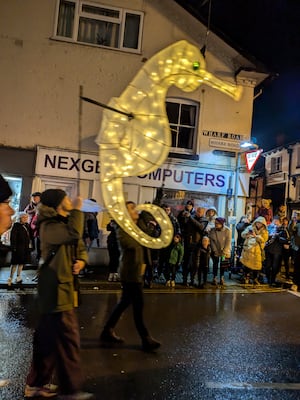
[245,149,263,172]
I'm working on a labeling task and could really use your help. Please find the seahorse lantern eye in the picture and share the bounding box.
[192,61,200,70]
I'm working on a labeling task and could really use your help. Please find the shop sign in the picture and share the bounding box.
[125,164,248,196]
[36,147,99,180]
[36,147,248,196]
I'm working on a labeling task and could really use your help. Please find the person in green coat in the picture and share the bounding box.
[25,189,93,400]
[165,233,184,288]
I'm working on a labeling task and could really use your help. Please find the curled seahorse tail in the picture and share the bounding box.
[101,177,173,249]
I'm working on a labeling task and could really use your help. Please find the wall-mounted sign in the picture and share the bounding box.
[35,147,249,197]
[36,147,99,180]
[209,138,241,151]
[125,163,248,196]
[202,131,244,140]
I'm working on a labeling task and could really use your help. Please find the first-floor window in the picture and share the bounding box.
[270,156,282,173]
[54,0,143,52]
[166,98,199,153]
[297,146,300,168]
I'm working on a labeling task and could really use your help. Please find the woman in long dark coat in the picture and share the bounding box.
[7,212,34,286]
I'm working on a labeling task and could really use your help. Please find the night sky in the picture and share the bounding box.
[176,0,300,151]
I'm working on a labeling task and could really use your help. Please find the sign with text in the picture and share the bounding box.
[245,149,263,172]
[209,138,241,151]
[36,147,100,180]
[35,147,249,196]
[125,164,248,196]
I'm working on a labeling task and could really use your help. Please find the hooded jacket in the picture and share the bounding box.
[204,206,218,233]
[240,216,268,270]
[37,204,88,314]
[209,224,231,258]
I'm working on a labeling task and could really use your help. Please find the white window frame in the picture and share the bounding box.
[53,0,144,53]
[296,146,300,168]
[270,156,282,173]
[166,97,199,155]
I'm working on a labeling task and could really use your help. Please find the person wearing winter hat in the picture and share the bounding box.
[165,233,184,288]
[240,216,268,285]
[7,212,34,287]
[24,192,42,270]
[208,217,231,286]
[204,206,218,233]
[0,174,14,236]
[24,192,41,224]
[25,189,94,400]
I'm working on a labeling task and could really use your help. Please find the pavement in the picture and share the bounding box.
[0,245,295,293]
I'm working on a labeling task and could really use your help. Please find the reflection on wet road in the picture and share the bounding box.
[1,290,300,399]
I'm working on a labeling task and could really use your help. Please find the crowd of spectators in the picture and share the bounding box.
[122,199,300,290]
[3,191,300,291]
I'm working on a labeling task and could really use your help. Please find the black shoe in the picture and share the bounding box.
[142,336,161,352]
[100,328,124,344]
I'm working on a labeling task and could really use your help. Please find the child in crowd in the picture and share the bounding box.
[196,236,211,288]
[165,233,184,288]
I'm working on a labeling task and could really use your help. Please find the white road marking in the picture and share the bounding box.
[288,289,300,298]
[206,381,300,390]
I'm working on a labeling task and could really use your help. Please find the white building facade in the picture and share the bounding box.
[264,141,300,216]
[0,0,269,233]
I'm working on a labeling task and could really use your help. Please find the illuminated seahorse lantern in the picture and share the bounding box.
[96,40,242,249]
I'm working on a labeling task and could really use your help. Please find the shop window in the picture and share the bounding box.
[161,188,216,216]
[3,175,22,212]
[54,0,143,52]
[166,98,199,154]
[270,156,282,173]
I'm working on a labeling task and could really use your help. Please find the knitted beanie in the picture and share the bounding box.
[215,217,226,225]
[40,189,66,209]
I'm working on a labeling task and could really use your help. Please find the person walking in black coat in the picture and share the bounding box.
[100,201,161,352]
[7,212,34,286]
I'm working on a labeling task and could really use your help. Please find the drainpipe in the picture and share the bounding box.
[287,147,293,217]
[253,88,263,100]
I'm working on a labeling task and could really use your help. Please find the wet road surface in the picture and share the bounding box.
[1,289,300,399]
